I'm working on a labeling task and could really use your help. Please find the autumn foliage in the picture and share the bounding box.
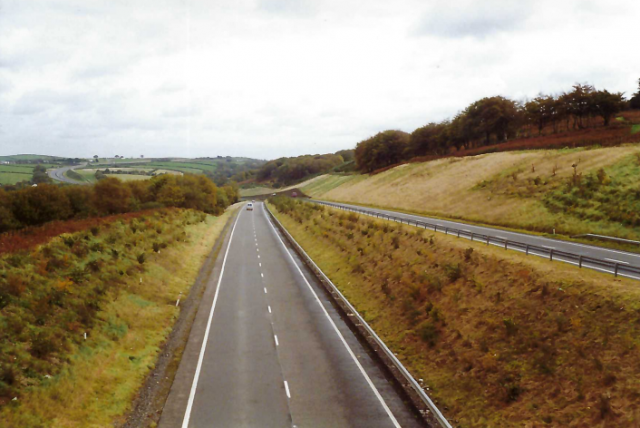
[0,174,238,234]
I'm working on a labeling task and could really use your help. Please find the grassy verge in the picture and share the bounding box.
[269,198,640,427]
[0,206,236,427]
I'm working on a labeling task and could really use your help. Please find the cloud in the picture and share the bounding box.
[411,1,532,38]
[257,0,317,17]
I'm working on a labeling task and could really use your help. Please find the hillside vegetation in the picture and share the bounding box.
[354,82,639,173]
[0,174,238,234]
[269,198,640,427]
[303,144,640,241]
[0,207,235,426]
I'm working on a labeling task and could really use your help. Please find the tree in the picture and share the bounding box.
[462,96,521,145]
[10,184,72,226]
[408,122,449,156]
[32,164,51,184]
[591,90,625,126]
[630,79,640,110]
[355,130,410,173]
[93,177,132,214]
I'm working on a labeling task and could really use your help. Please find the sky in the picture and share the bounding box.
[0,0,638,160]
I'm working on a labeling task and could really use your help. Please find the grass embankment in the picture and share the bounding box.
[302,145,640,241]
[269,198,640,427]
[0,207,236,427]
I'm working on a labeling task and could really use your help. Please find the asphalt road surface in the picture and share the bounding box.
[159,202,424,428]
[47,163,87,184]
[313,200,640,280]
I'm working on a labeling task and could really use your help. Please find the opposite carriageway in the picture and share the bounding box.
[310,200,640,281]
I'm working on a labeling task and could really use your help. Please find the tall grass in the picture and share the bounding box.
[270,198,640,427]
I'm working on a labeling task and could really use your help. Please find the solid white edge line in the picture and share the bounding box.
[181,209,242,428]
[605,258,629,264]
[263,205,402,428]
[284,380,291,398]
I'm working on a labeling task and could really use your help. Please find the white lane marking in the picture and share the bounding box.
[463,229,472,233]
[261,273,264,278]
[497,236,508,240]
[256,243,258,246]
[274,335,279,346]
[605,258,629,264]
[259,262,262,267]
[284,380,291,398]
[264,287,267,294]
[268,305,272,314]
[542,245,555,249]
[181,209,242,428]
[258,255,260,259]
[265,213,401,428]
[257,248,259,252]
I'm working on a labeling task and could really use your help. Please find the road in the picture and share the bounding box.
[47,163,87,184]
[159,202,424,428]
[312,200,640,279]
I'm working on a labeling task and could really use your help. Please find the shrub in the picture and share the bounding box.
[418,321,439,346]
[137,253,146,264]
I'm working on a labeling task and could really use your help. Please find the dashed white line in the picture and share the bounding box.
[274,335,279,346]
[268,305,271,313]
[542,245,556,249]
[265,213,401,428]
[264,287,267,294]
[259,262,262,267]
[284,380,291,398]
[258,255,260,259]
[261,273,264,278]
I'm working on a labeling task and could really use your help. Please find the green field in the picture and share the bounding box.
[0,154,61,162]
[0,163,59,185]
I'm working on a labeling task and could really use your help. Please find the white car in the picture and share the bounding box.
[246,202,254,211]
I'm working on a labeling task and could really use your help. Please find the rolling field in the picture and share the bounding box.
[0,164,58,185]
[302,144,640,241]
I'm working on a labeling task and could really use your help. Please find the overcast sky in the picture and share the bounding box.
[1,0,638,160]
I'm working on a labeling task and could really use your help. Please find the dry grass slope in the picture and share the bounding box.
[270,198,640,428]
[302,145,640,240]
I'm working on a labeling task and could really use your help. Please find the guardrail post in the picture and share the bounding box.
[445,227,448,235]
[470,233,474,241]
[549,249,554,261]
[504,240,508,250]
[457,230,460,238]
[578,255,583,268]
[615,263,619,277]
[486,236,489,245]
[525,244,529,255]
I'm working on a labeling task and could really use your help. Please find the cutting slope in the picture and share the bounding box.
[303,145,640,240]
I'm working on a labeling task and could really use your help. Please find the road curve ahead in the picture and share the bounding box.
[159,202,423,428]
[47,163,88,184]
[313,200,640,279]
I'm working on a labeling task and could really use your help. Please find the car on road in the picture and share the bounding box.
[246,202,254,211]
